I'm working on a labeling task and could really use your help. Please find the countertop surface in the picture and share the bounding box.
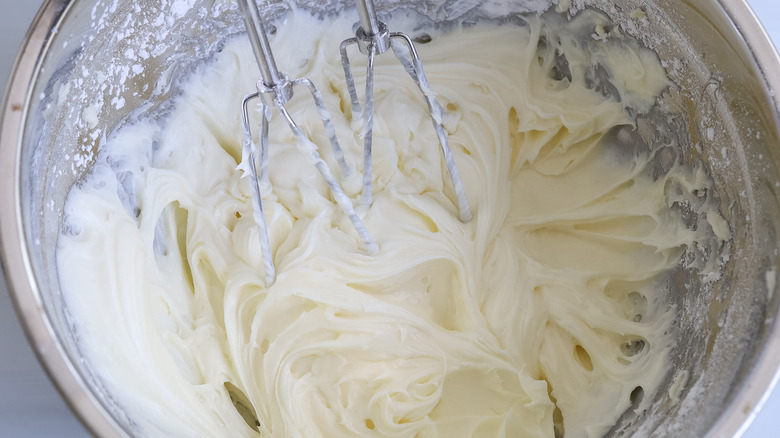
[1,0,779,437]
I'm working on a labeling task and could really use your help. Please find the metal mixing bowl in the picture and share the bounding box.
[2,0,780,436]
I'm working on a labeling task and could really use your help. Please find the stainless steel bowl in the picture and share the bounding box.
[2,0,780,436]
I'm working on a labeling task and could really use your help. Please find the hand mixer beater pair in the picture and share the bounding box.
[237,0,472,285]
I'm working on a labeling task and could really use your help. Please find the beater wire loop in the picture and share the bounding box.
[241,93,275,285]
[340,0,473,222]
[238,0,377,285]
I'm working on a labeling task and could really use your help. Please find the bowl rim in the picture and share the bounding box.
[0,1,128,436]
[0,1,779,437]
[702,2,780,437]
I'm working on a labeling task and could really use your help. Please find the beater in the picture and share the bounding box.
[340,0,473,222]
[237,0,377,285]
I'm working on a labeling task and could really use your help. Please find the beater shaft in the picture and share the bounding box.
[237,0,288,95]
[356,0,381,38]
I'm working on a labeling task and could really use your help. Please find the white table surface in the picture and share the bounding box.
[1,0,779,437]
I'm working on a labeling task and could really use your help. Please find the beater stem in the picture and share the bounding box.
[237,0,281,87]
[356,0,381,37]
[237,0,293,102]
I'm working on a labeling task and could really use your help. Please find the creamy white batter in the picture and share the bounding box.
[57,8,726,438]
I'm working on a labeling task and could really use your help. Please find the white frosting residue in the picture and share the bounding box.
[57,10,725,438]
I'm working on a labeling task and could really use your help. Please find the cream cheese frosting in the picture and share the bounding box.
[57,7,726,438]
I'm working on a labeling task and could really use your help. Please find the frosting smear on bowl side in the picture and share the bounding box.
[56,8,727,438]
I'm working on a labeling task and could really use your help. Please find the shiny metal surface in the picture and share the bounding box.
[1,0,780,437]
